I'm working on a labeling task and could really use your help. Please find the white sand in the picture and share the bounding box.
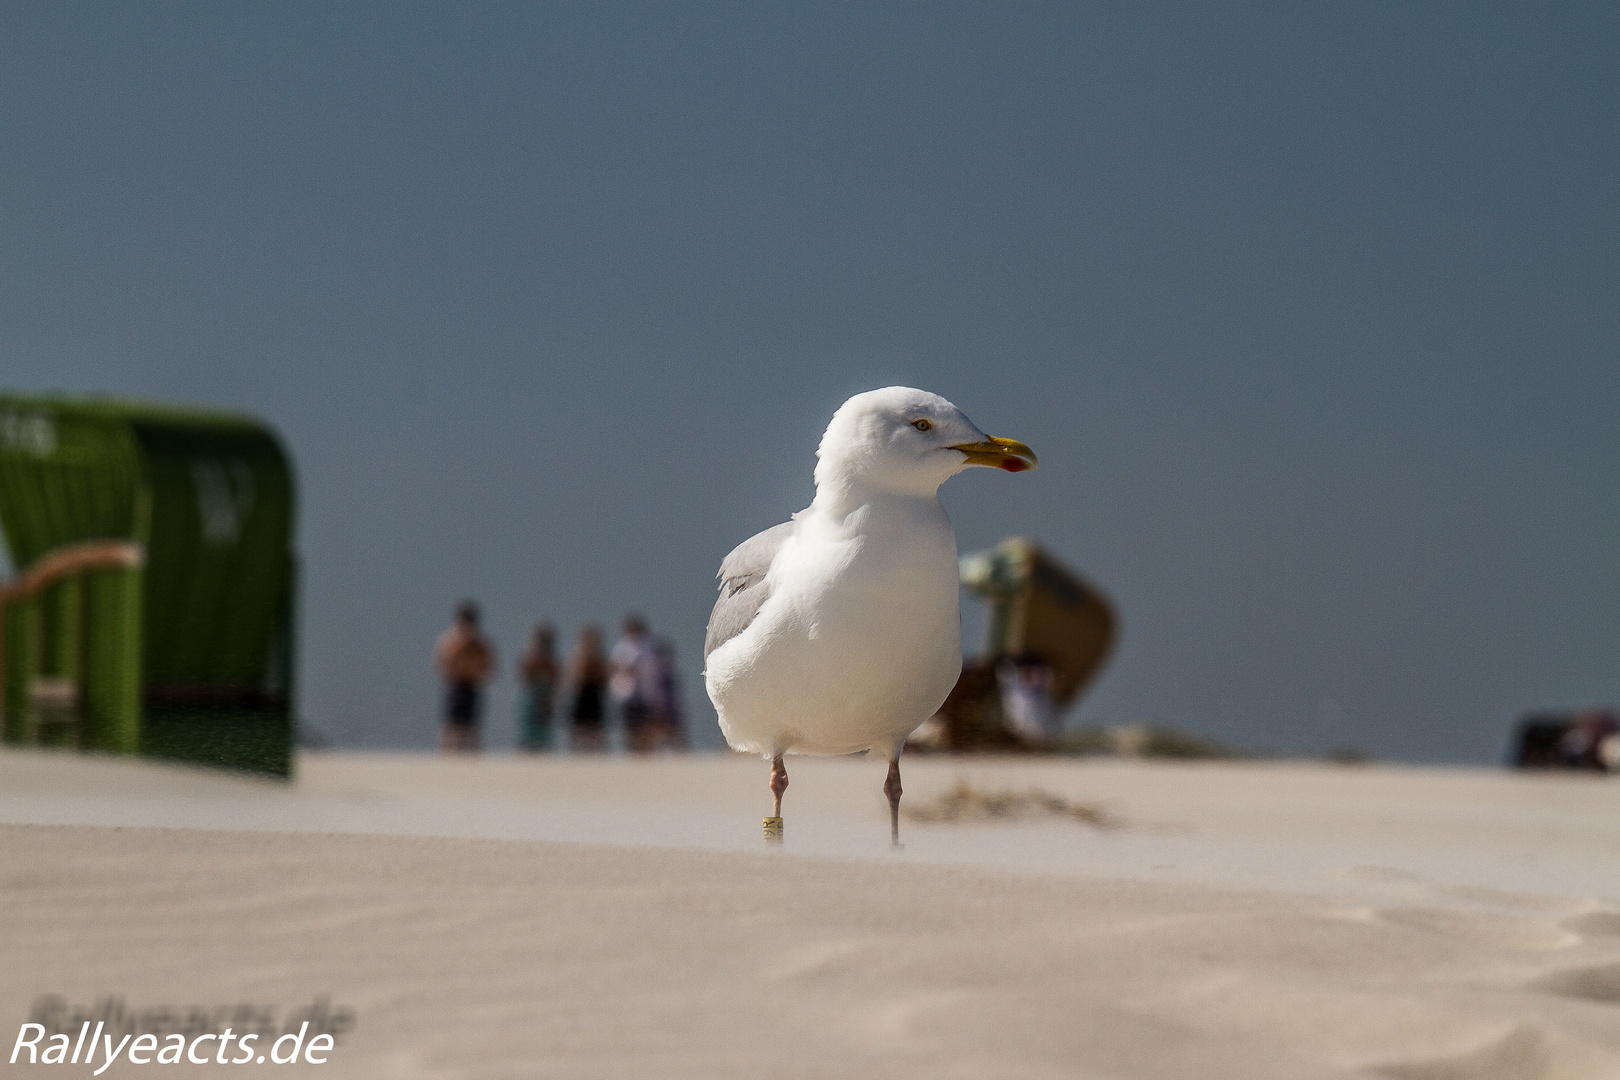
[1,749,1617,1078]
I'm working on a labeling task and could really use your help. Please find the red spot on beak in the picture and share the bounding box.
[1000,459,1030,473]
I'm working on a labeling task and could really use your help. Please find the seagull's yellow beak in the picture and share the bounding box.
[950,436,1038,473]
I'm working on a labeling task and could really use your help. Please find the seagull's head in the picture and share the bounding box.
[814,386,1038,497]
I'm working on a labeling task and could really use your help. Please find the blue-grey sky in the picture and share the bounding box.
[3,4,1615,762]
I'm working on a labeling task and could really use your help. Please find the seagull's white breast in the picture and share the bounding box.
[704,493,963,757]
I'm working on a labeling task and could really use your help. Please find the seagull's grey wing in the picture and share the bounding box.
[704,520,795,660]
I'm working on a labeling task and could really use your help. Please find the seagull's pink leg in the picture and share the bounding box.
[763,756,789,844]
[770,755,788,818]
[885,757,903,847]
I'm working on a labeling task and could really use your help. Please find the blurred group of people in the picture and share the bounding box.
[433,602,686,754]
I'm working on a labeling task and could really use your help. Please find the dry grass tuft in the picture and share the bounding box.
[904,777,1116,826]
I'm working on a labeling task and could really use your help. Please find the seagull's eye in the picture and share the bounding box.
[911,419,932,432]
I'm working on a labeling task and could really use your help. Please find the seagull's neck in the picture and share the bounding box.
[809,472,942,523]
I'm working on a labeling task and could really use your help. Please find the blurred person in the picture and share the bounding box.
[610,614,657,753]
[518,623,559,751]
[434,600,494,753]
[997,651,1060,746]
[567,625,609,752]
[648,636,688,751]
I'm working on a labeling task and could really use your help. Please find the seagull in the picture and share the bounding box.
[703,387,1037,845]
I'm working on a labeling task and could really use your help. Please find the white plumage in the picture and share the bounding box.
[703,387,1036,839]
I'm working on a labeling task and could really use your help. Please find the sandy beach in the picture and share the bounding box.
[2,749,1617,1078]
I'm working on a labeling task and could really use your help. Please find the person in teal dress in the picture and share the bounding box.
[518,623,558,751]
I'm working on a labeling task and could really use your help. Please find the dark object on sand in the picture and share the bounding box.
[1513,709,1618,772]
